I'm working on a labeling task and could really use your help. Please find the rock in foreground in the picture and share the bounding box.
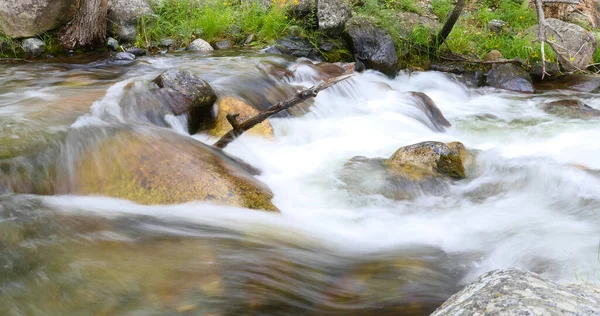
[59,126,278,211]
[431,268,600,316]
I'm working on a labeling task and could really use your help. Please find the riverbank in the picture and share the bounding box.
[2,0,600,73]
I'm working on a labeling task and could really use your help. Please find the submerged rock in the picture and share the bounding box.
[485,64,535,93]
[431,268,600,316]
[153,69,217,133]
[344,17,399,77]
[339,141,469,200]
[543,99,600,118]
[114,52,136,60]
[188,38,214,52]
[59,127,278,211]
[108,0,154,42]
[317,0,351,36]
[125,47,148,56]
[209,96,274,138]
[535,74,600,92]
[21,38,45,57]
[0,0,79,38]
[408,92,451,132]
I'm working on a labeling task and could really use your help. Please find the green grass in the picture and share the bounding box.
[0,32,22,58]
[137,0,299,48]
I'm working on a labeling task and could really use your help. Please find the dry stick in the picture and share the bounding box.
[534,0,549,79]
[213,73,355,149]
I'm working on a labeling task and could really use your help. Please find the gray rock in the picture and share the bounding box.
[107,37,119,51]
[397,12,440,38]
[213,40,233,50]
[187,38,214,52]
[108,0,154,43]
[545,18,597,72]
[543,99,600,118]
[114,52,136,60]
[159,38,175,47]
[0,0,79,38]
[267,36,324,61]
[289,0,316,19]
[431,268,600,316]
[126,47,147,56]
[317,0,351,37]
[343,17,399,77]
[529,61,560,80]
[486,64,535,93]
[21,38,45,56]
[488,19,507,34]
[153,69,217,133]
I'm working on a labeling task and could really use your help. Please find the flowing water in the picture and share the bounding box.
[1,52,600,315]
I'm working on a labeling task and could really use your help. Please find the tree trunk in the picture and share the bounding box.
[435,0,467,49]
[59,0,109,50]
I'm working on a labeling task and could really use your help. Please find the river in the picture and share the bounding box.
[1,52,599,315]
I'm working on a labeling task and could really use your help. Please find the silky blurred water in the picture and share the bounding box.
[1,52,599,315]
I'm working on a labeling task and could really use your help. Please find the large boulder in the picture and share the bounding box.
[0,0,80,38]
[344,17,399,77]
[339,141,469,200]
[317,0,351,37]
[58,126,278,211]
[431,268,600,315]
[485,64,535,93]
[209,96,274,138]
[153,69,217,133]
[545,18,597,72]
[543,99,600,118]
[107,0,154,43]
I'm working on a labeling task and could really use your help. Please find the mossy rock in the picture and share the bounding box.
[209,96,274,138]
[339,141,469,200]
[59,126,278,211]
[387,141,467,180]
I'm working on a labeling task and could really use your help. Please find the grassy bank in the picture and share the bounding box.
[2,0,599,68]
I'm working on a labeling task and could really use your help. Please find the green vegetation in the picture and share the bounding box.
[0,32,22,58]
[137,0,299,48]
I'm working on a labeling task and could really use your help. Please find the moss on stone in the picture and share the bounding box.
[436,154,465,179]
[65,128,278,211]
